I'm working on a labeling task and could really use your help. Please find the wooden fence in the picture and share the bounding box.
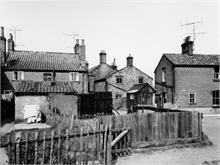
[1,111,202,164]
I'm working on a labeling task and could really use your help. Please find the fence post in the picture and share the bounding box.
[8,134,12,164]
[57,129,61,164]
[42,131,46,164]
[65,129,69,163]
[79,128,83,164]
[49,130,54,165]
[34,131,38,165]
[24,131,29,164]
[107,126,112,165]
[15,132,21,165]
[103,125,108,165]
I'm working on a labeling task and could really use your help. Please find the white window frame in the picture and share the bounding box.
[189,93,196,104]
[69,72,80,82]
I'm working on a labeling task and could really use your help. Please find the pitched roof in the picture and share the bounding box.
[164,53,220,66]
[4,50,86,72]
[89,64,116,80]
[15,81,77,94]
[127,83,156,94]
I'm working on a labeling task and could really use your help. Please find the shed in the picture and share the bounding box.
[127,83,156,113]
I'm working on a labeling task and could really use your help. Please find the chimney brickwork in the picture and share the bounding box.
[181,36,193,55]
[8,33,15,51]
[0,27,6,64]
[99,50,107,64]
[127,54,133,67]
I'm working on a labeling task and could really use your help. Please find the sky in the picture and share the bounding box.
[0,0,219,78]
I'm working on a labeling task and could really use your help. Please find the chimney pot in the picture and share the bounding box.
[81,39,85,45]
[9,33,13,40]
[181,36,193,55]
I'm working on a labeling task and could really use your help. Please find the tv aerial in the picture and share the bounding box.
[63,32,80,48]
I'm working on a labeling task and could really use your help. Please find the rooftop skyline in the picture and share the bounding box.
[0,0,219,77]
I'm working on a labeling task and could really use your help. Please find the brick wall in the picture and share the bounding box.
[15,94,78,120]
[175,67,219,108]
[154,56,174,105]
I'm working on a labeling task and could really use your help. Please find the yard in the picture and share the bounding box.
[116,115,220,165]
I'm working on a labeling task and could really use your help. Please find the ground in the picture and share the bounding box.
[116,114,220,165]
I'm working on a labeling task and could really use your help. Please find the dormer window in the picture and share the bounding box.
[162,67,166,83]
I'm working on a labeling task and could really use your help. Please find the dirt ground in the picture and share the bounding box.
[116,115,220,165]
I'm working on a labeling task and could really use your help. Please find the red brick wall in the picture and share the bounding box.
[174,67,219,108]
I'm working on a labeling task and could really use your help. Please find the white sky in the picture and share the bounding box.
[0,0,219,78]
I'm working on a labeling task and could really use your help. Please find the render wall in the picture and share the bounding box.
[15,94,78,120]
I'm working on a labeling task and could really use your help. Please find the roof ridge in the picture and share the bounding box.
[14,50,75,55]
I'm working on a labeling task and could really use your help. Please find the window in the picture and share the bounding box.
[189,93,196,104]
[162,92,167,103]
[13,71,24,80]
[116,76,123,84]
[116,93,122,98]
[69,72,79,81]
[162,68,166,82]
[43,73,52,81]
[212,90,219,106]
[214,66,220,80]
[130,94,134,100]
[139,77,143,83]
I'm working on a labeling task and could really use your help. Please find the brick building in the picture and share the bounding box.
[0,27,89,120]
[93,54,153,110]
[154,36,220,113]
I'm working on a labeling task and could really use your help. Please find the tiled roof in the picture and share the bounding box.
[164,53,220,66]
[89,64,116,80]
[127,83,155,94]
[15,81,77,94]
[5,50,86,71]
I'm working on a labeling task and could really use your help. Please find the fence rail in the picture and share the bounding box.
[1,111,202,164]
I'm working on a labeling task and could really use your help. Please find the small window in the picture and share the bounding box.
[130,94,134,100]
[189,93,196,104]
[13,71,24,80]
[162,92,167,103]
[13,71,18,80]
[69,72,80,81]
[116,76,123,84]
[139,77,143,83]
[162,68,166,82]
[214,66,220,80]
[212,90,219,106]
[116,93,122,98]
[43,73,52,81]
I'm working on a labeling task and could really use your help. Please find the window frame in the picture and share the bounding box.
[116,76,123,84]
[212,90,219,106]
[43,72,53,81]
[189,93,196,104]
[161,67,166,83]
[69,72,80,82]
[139,76,144,83]
[116,93,123,99]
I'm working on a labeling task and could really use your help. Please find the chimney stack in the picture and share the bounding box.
[0,26,6,64]
[99,50,107,64]
[8,33,15,51]
[181,36,193,55]
[127,54,133,67]
[80,39,86,60]
[74,39,80,54]
[111,58,117,70]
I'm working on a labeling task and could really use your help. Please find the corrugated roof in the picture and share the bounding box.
[164,53,220,66]
[15,81,77,94]
[5,50,86,71]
